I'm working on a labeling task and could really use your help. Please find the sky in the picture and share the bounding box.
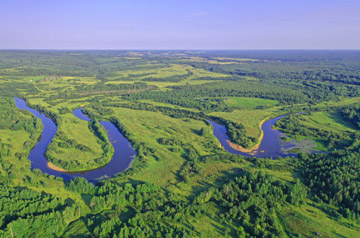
[0,0,359,50]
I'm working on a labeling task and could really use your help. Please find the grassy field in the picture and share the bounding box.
[280,202,360,238]
[26,97,112,171]
[275,110,358,151]
[209,106,281,139]
[109,64,228,82]
[46,112,110,171]
[105,106,219,187]
[315,96,360,108]
[179,56,260,65]
[1,51,360,237]
[105,79,222,90]
[223,97,279,109]
[299,111,357,134]
[139,99,201,112]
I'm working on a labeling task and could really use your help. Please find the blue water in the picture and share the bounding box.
[209,116,299,158]
[14,97,136,182]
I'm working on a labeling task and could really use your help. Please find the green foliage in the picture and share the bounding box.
[276,112,355,149]
[225,119,255,148]
[1,50,360,237]
[0,97,42,137]
[126,80,317,112]
[195,171,307,237]
[341,104,360,129]
[142,69,193,82]
[298,151,360,218]
[0,186,69,238]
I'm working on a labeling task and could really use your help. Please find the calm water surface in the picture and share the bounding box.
[209,115,300,158]
[14,97,136,182]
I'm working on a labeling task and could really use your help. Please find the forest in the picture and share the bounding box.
[0,50,359,237]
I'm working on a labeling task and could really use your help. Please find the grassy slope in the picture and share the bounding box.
[299,111,357,134]
[107,106,218,187]
[281,202,360,238]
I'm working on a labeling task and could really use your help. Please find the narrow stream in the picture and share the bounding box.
[14,97,136,182]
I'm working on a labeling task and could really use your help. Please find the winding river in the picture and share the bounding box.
[209,115,303,158]
[14,96,319,181]
[14,97,136,182]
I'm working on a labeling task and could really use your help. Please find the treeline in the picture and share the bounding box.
[194,76,244,81]
[103,101,206,119]
[88,119,114,165]
[1,167,311,237]
[0,82,39,97]
[158,137,203,182]
[298,150,360,218]
[0,98,42,138]
[55,82,155,99]
[194,171,307,237]
[0,97,42,161]
[275,113,355,149]
[341,104,360,129]
[100,101,255,149]
[85,103,218,181]
[64,178,196,237]
[25,101,62,125]
[225,120,255,148]
[187,51,360,86]
[209,116,256,148]
[0,185,80,237]
[46,119,114,171]
[107,117,158,175]
[0,50,148,77]
[0,165,353,237]
[61,171,307,237]
[125,81,334,112]
[46,131,92,152]
[142,69,193,82]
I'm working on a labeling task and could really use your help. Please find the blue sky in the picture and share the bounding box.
[0,0,359,49]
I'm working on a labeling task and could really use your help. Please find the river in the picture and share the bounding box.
[14,97,136,182]
[209,115,311,158]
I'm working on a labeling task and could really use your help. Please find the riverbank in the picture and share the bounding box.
[47,161,109,173]
[47,162,69,172]
[14,97,136,181]
[226,116,269,153]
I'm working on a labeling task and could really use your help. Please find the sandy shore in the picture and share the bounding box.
[227,117,269,153]
[47,161,105,173]
[47,162,70,172]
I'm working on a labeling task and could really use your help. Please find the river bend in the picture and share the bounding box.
[14,97,136,182]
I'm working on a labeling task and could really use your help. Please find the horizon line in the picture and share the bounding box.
[1,49,360,51]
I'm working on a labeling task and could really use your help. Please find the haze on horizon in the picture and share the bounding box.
[0,0,359,50]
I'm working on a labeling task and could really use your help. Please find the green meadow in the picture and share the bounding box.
[0,51,359,237]
[224,97,279,109]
